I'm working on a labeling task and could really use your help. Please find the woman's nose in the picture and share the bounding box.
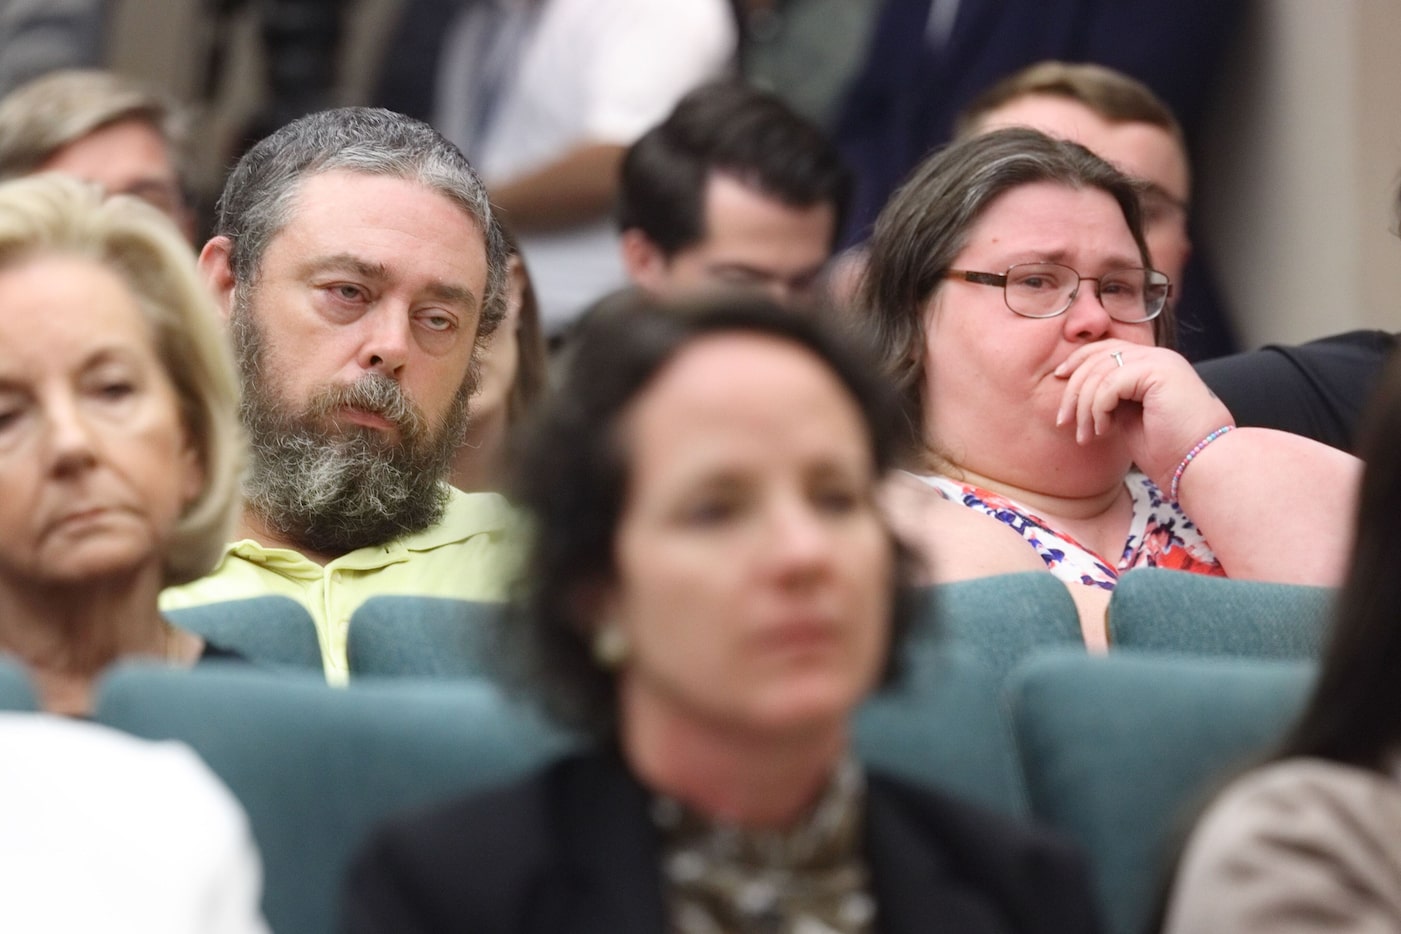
[767,500,833,579]
[1061,283,1113,342]
[46,395,98,475]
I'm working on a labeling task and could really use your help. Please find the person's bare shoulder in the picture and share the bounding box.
[882,472,1048,584]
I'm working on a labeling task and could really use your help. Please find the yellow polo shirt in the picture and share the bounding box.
[160,488,523,684]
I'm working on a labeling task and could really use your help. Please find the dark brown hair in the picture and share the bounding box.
[504,291,917,738]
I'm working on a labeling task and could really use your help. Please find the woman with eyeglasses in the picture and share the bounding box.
[860,128,1361,648]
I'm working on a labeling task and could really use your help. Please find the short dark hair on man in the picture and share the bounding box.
[502,290,915,739]
[617,80,852,256]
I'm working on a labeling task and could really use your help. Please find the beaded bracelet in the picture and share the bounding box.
[1169,425,1234,503]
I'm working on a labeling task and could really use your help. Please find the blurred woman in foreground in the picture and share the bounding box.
[0,175,242,714]
[862,128,1360,647]
[1161,351,1401,932]
[344,294,1101,933]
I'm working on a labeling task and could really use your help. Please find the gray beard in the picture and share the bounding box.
[231,294,473,555]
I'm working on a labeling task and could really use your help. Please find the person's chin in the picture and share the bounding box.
[39,536,155,585]
[743,677,865,739]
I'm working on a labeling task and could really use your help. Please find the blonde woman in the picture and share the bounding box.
[0,174,243,714]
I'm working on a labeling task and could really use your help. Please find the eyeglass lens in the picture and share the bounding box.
[1004,263,1168,322]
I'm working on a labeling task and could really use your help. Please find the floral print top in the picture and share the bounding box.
[915,469,1226,590]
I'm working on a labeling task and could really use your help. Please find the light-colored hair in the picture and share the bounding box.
[214,106,508,343]
[859,127,1169,457]
[0,69,188,183]
[0,175,243,586]
[955,61,1185,146]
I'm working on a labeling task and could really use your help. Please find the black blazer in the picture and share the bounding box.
[1195,329,1398,453]
[342,750,1101,934]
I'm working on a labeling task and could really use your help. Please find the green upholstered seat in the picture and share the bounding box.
[1107,568,1335,659]
[914,572,1085,677]
[857,646,1029,818]
[345,576,1086,683]
[93,663,574,934]
[0,657,36,710]
[346,596,507,678]
[164,595,323,670]
[1006,650,1315,934]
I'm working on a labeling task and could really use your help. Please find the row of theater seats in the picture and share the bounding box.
[2,570,1333,934]
[163,569,1335,679]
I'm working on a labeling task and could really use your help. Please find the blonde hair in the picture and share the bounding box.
[0,69,187,182]
[956,61,1185,146]
[0,175,242,585]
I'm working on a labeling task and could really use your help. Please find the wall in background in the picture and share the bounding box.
[1199,0,1401,346]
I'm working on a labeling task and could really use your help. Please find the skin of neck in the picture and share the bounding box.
[930,448,1137,568]
[938,452,1128,520]
[0,564,202,715]
[450,404,508,494]
[618,678,851,831]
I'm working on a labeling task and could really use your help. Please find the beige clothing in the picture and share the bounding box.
[1163,758,1401,933]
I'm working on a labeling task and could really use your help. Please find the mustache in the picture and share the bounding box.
[304,374,428,438]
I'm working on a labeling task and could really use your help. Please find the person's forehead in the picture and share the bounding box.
[39,118,179,182]
[697,172,836,248]
[627,333,861,458]
[962,181,1146,265]
[976,94,1190,202]
[0,253,152,355]
[275,169,486,258]
[285,168,475,222]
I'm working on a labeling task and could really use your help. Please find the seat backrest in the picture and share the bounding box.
[164,595,323,669]
[856,645,1029,818]
[93,663,574,934]
[1006,650,1315,934]
[1107,568,1335,659]
[0,658,36,711]
[916,573,1085,678]
[346,596,506,677]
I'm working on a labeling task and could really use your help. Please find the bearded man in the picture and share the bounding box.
[161,107,520,682]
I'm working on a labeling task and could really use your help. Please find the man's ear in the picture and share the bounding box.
[619,228,669,292]
[197,236,238,322]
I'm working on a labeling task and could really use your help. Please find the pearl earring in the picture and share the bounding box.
[592,623,629,669]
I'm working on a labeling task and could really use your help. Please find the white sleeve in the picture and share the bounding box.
[575,0,738,143]
[0,715,270,934]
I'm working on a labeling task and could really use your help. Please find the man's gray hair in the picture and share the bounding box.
[214,106,508,339]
